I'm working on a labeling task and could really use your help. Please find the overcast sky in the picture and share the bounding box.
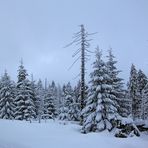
[0,0,148,85]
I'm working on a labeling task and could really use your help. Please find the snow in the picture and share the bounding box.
[121,117,134,125]
[0,119,148,148]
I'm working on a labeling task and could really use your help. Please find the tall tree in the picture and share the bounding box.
[0,71,15,119]
[15,62,36,121]
[43,85,56,119]
[50,81,58,116]
[56,84,63,115]
[142,83,148,120]
[66,25,94,124]
[73,80,81,121]
[36,79,45,123]
[106,48,125,117]
[82,47,120,133]
[58,84,68,120]
[120,88,132,117]
[30,75,38,118]
[128,64,139,120]
[137,70,148,94]
[137,70,148,119]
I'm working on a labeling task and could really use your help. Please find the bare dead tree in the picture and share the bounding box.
[65,24,95,124]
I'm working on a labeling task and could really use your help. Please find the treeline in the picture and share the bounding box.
[0,61,81,122]
[0,48,148,137]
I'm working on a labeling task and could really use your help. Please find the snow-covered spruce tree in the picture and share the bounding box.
[81,47,120,133]
[128,64,139,120]
[58,84,68,120]
[142,83,148,120]
[137,70,148,94]
[73,80,81,121]
[73,80,88,121]
[15,62,36,121]
[0,71,15,119]
[56,84,63,115]
[59,83,73,121]
[25,79,36,120]
[66,82,80,121]
[30,75,38,118]
[137,70,148,120]
[106,48,126,117]
[43,85,56,119]
[36,79,45,123]
[59,82,78,121]
[50,81,58,116]
[121,88,132,117]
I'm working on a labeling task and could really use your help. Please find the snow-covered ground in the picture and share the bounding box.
[0,119,148,148]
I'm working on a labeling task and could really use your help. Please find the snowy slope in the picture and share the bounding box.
[0,119,148,148]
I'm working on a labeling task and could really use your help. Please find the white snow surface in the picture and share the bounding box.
[0,119,148,148]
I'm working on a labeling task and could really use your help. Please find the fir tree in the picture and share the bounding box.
[43,85,56,119]
[59,85,69,120]
[137,70,148,120]
[128,64,139,120]
[106,48,125,117]
[56,84,63,115]
[30,75,38,118]
[73,80,81,121]
[60,82,73,121]
[66,82,79,121]
[137,70,148,94]
[50,81,58,116]
[142,83,148,120]
[25,79,36,119]
[15,62,36,121]
[120,88,132,117]
[0,71,15,119]
[59,82,78,121]
[36,79,45,122]
[82,48,120,133]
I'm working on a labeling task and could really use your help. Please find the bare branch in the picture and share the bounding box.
[64,38,81,48]
[73,31,81,36]
[85,39,93,42]
[68,56,81,71]
[72,73,80,80]
[84,43,90,47]
[73,32,81,38]
[85,49,95,53]
[72,48,81,57]
[87,32,98,35]
[75,41,82,46]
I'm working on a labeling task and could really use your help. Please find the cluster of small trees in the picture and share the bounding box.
[0,61,81,122]
[0,48,148,136]
[0,62,56,121]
